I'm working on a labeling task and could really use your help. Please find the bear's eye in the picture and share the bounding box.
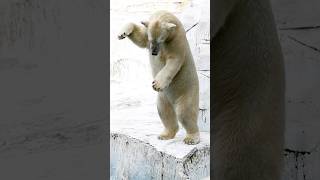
[158,37,165,42]
[157,35,166,43]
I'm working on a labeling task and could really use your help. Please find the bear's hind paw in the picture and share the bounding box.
[158,130,177,140]
[183,133,200,145]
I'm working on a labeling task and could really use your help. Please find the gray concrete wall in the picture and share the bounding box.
[271,0,320,179]
[0,1,108,179]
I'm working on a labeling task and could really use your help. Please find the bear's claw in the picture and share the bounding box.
[183,133,200,145]
[158,129,177,140]
[118,33,126,40]
[152,80,162,91]
[152,80,168,92]
[158,134,175,140]
[118,23,134,40]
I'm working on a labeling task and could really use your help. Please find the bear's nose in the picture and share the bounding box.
[152,50,158,56]
[151,43,159,56]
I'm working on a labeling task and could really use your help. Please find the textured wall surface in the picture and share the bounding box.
[0,1,108,179]
[270,0,320,179]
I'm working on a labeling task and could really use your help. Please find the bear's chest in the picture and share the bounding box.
[149,51,166,77]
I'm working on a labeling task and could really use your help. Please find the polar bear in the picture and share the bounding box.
[118,11,200,145]
[213,0,285,179]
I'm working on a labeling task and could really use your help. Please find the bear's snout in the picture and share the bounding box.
[152,50,159,56]
[150,42,159,56]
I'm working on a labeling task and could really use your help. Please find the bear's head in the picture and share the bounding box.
[141,20,176,56]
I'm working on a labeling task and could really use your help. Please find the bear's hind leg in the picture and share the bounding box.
[175,100,200,145]
[157,94,179,140]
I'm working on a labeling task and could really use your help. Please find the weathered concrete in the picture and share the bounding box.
[0,1,108,179]
[110,133,210,180]
[110,78,210,180]
[271,0,320,179]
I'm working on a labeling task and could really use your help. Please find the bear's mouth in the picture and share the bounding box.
[151,51,159,56]
[150,42,160,56]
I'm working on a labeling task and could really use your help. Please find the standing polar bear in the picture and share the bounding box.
[118,11,200,145]
[213,0,285,179]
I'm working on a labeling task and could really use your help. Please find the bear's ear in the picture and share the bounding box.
[163,22,176,30]
[141,21,149,27]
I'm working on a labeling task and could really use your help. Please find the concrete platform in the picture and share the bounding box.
[110,95,210,180]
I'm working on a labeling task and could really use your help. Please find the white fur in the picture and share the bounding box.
[118,11,200,145]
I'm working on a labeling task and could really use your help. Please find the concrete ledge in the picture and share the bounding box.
[110,78,210,179]
[110,132,210,180]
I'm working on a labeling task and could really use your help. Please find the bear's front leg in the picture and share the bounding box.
[118,23,148,48]
[152,58,182,91]
[117,23,134,40]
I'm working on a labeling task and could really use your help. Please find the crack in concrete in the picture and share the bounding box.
[284,148,312,180]
[287,35,320,53]
[279,25,320,30]
[200,72,210,78]
[198,109,207,123]
[284,148,311,156]
[186,22,199,33]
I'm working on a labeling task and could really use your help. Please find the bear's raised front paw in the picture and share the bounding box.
[152,79,169,92]
[152,80,162,91]
[118,33,126,40]
[183,133,200,145]
[117,23,134,40]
